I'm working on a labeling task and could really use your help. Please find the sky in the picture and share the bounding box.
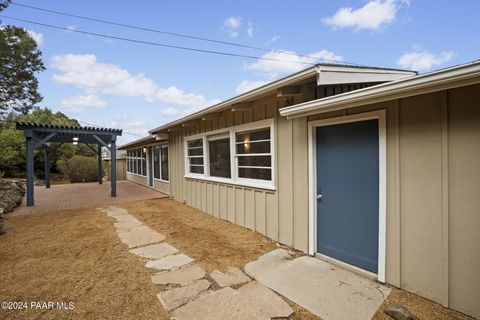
[2,0,479,144]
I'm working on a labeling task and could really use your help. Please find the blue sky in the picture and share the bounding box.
[2,0,479,144]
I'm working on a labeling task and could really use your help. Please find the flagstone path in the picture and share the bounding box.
[99,205,294,319]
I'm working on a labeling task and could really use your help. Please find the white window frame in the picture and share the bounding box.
[184,118,275,190]
[126,147,146,177]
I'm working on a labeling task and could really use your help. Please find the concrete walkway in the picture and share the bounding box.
[100,205,294,320]
[13,181,167,216]
[245,249,391,320]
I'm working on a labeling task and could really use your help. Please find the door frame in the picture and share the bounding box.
[147,146,154,187]
[307,110,387,282]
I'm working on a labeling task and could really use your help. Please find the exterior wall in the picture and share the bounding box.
[167,95,309,250]
[126,172,147,185]
[307,83,480,318]
[153,179,170,195]
[105,158,126,181]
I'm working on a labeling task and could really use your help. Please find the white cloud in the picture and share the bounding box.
[236,80,269,94]
[160,107,179,116]
[60,94,107,113]
[397,50,454,71]
[322,0,405,30]
[51,54,218,109]
[65,25,76,33]
[247,49,343,76]
[265,35,280,45]
[223,16,242,38]
[26,29,43,45]
[247,22,254,38]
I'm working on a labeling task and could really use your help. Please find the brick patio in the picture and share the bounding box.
[12,181,168,216]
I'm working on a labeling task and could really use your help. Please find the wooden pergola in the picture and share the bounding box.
[16,122,123,206]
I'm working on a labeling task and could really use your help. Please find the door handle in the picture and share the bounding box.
[317,193,323,200]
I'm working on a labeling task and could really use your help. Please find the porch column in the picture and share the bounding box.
[110,137,116,197]
[44,146,50,188]
[97,144,103,184]
[25,133,34,206]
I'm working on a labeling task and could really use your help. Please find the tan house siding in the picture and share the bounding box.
[447,85,480,317]
[153,180,170,194]
[126,172,147,185]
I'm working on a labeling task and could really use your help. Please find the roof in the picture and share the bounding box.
[16,122,122,145]
[117,135,156,150]
[279,60,480,118]
[148,63,416,134]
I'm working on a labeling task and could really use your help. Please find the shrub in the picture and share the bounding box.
[57,155,99,183]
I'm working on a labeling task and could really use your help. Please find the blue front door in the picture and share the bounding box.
[316,119,379,273]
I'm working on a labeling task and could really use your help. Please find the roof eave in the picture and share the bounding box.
[280,60,480,119]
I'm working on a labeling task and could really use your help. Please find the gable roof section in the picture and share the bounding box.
[279,60,480,119]
[148,63,415,134]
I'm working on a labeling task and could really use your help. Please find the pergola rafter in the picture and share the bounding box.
[16,122,123,206]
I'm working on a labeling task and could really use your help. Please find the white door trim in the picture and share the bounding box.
[307,109,387,283]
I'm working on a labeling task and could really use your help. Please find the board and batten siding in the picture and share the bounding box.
[167,95,309,251]
[307,83,480,318]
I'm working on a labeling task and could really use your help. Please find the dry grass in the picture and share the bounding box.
[373,287,474,320]
[0,206,168,320]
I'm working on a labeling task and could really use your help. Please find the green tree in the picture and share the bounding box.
[0,0,46,118]
[0,108,97,178]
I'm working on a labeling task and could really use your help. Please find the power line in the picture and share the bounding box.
[77,120,144,137]
[10,1,359,65]
[1,15,319,66]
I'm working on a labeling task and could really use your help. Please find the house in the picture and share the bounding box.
[118,61,480,318]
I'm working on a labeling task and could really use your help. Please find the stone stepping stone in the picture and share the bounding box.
[244,248,292,279]
[210,267,250,288]
[104,206,129,216]
[157,279,210,311]
[146,254,194,270]
[113,214,140,223]
[151,264,206,286]
[130,242,178,260]
[237,280,293,318]
[118,226,166,249]
[172,287,269,320]
[114,220,143,230]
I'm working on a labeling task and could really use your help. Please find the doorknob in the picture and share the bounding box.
[317,193,323,200]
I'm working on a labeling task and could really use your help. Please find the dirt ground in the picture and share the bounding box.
[0,198,473,320]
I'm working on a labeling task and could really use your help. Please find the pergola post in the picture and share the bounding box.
[97,144,103,185]
[44,145,50,188]
[110,137,116,197]
[25,131,34,206]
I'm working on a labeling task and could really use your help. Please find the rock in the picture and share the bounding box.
[172,287,270,320]
[146,254,194,270]
[384,304,414,320]
[210,267,250,288]
[157,279,210,310]
[114,220,143,230]
[244,248,292,279]
[151,264,206,286]
[129,242,178,260]
[237,281,293,318]
[117,226,166,248]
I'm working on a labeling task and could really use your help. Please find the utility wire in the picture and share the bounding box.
[77,120,144,137]
[1,15,319,65]
[10,1,359,66]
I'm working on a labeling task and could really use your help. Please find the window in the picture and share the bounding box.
[154,145,160,179]
[184,119,274,189]
[160,144,169,181]
[126,148,147,176]
[235,128,272,181]
[187,139,204,174]
[208,135,231,178]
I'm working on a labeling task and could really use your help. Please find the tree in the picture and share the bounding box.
[0,108,97,177]
[0,0,46,118]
